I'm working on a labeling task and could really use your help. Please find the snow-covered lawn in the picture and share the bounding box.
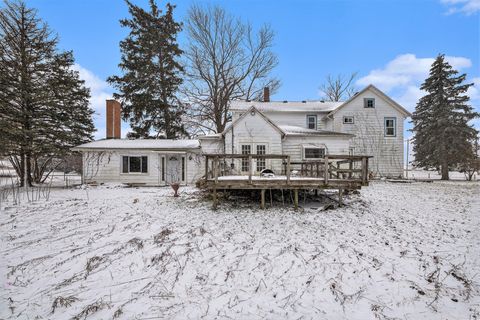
[1,181,479,319]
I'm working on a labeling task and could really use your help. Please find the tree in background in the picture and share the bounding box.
[108,0,184,139]
[184,5,279,134]
[411,54,479,180]
[0,0,94,186]
[319,73,358,102]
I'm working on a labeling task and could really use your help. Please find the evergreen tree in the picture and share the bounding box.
[0,0,94,186]
[108,0,185,139]
[412,54,479,180]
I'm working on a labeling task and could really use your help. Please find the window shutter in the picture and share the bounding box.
[141,156,148,173]
[122,156,129,173]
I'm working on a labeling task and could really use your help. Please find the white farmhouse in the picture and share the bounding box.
[74,84,410,186]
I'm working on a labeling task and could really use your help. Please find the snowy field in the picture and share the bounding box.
[1,181,479,319]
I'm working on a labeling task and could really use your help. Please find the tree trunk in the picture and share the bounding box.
[441,161,449,180]
[26,152,33,187]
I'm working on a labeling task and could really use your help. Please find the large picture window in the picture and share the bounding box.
[384,117,396,137]
[122,156,148,173]
[304,147,325,160]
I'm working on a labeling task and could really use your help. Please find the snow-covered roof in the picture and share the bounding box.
[230,100,343,113]
[73,139,200,150]
[279,125,353,137]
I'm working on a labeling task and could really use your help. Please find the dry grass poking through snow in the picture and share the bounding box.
[0,181,479,319]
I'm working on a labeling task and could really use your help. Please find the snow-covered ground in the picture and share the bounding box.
[1,181,479,319]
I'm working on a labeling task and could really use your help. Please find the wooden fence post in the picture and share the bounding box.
[324,155,329,185]
[286,156,291,184]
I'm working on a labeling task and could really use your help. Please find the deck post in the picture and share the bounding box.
[338,188,343,207]
[286,156,291,184]
[260,189,265,209]
[365,158,369,182]
[349,159,353,179]
[293,189,299,210]
[324,155,329,185]
[205,155,209,179]
[214,156,219,185]
[362,157,367,185]
[248,155,253,184]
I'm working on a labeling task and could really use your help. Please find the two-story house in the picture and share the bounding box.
[200,84,411,178]
[74,84,410,185]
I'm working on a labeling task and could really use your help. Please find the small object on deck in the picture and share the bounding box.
[260,169,275,178]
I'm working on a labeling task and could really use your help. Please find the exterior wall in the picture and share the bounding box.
[82,149,202,186]
[232,111,328,130]
[326,89,406,177]
[225,111,283,174]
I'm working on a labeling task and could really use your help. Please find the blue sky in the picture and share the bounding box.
[25,0,480,139]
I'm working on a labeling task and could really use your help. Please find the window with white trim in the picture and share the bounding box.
[343,116,354,124]
[306,115,317,130]
[122,156,148,173]
[256,144,266,172]
[303,147,325,160]
[384,117,396,137]
[364,98,375,108]
[241,145,251,172]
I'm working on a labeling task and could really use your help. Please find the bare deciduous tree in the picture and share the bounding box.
[183,5,280,134]
[319,73,358,102]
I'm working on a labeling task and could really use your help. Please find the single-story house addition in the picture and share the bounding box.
[74,84,411,186]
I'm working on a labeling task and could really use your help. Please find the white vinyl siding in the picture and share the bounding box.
[329,88,405,178]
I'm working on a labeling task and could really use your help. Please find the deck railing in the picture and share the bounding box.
[203,154,371,186]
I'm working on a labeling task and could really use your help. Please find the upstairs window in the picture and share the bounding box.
[122,156,148,173]
[364,98,375,108]
[343,116,354,124]
[304,147,325,160]
[384,117,396,137]
[307,115,317,130]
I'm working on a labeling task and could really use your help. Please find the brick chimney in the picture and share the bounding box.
[263,87,270,102]
[106,99,121,139]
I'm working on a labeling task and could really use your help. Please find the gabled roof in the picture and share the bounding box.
[328,84,412,118]
[73,139,200,150]
[223,106,286,137]
[230,100,342,113]
[279,125,354,137]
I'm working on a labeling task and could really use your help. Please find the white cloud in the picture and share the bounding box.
[357,54,472,92]
[73,63,112,111]
[356,54,476,112]
[441,0,480,15]
[73,64,119,139]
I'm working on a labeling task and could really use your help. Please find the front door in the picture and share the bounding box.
[165,154,185,184]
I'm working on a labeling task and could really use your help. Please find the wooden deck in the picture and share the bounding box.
[202,154,372,209]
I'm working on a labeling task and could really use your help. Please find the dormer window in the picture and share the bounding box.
[364,98,375,108]
[307,115,317,130]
